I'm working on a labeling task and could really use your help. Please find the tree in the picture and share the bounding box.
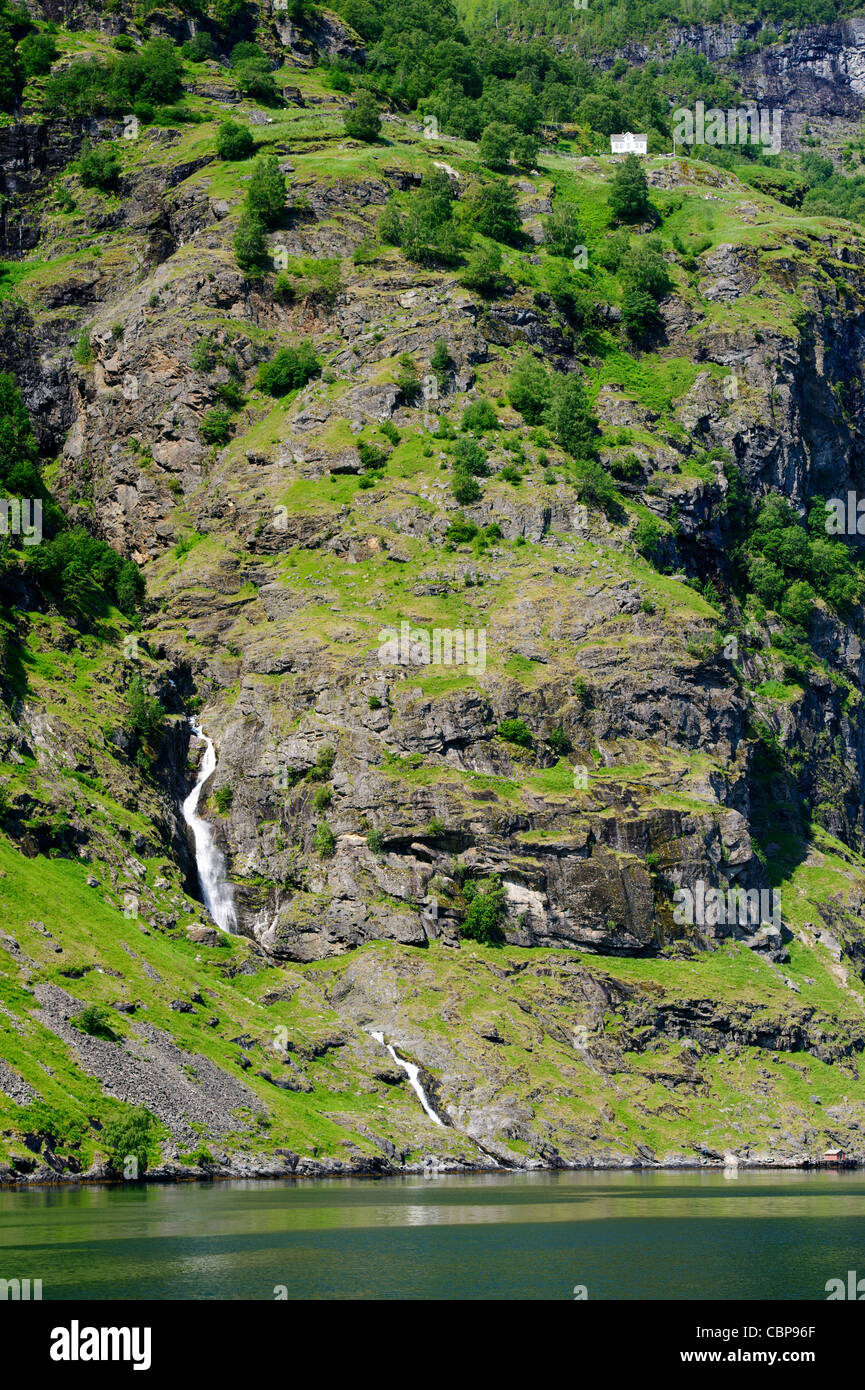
[469,180,522,245]
[102,1106,158,1177]
[621,285,662,338]
[507,353,550,424]
[18,31,57,78]
[512,132,539,168]
[256,342,321,395]
[247,152,285,227]
[608,153,651,224]
[459,244,505,296]
[344,90,381,142]
[544,202,582,257]
[234,210,267,272]
[479,121,515,171]
[217,120,254,160]
[546,373,599,459]
[78,141,121,192]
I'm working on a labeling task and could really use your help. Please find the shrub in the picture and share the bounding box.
[543,202,581,257]
[468,180,522,245]
[182,31,215,61]
[461,877,506,945]
[256,342,321,396]
[102,1105,158,1176]
[497,717,532,748]
[608,153,652,223]
[314,821,336,857]
[126,674,165,748]
[213,785,234,813]
[367,828,384,853]
[344,90,381,141]
[190,335,216,372]
[507,353,550,424]
[247,152,285,227]
[549,725,572,756]
[633,514,664,563]
[452,470,481,504]
[216,119,254,160]
[74,328,94,365]
[479,121,515,171]
[461,399,497,432]
[431,337,452,386]
[395,352,420,399]
[459,244,505,296]
[445,513,478,543]
[74,1004,116,1040]
[201,407,233,444]
[546,373,599,459]
[570,457,618,512]
[19,31,57,78]
[78,141,121,192]
[312,784,332,810]
[234,210,267,272]
[235,60,280,105]
[273,270,295,303]
[453,437,489,476]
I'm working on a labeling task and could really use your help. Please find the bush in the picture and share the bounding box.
[479,121,515,171]
[74,328,94,365]
[546,373,599,459]
[74,1004,117,1040]
[459,244,505,296]
[367,828,384,853]
[468,180,522,245]
[247,152,285,227]
[461,399,497,432]
[201,407,233,444]
[445,513,478,543]
[452,470,482,504]
[608,153,652,224]
[216,119,254,160]
[19,31,57,78]
[213,785,234,813]
[497,717,532,748]
[633,514,664,563]
[461,877,506,945]
[78,141,121,192]
[543,202,581,257]
[233,210,267,272]
[452,437,489,476]
[102,1105,157,1177]
[312,784,332,810]
[256,342,321,396]
[126,673,165,748]
[344,89,381,141]
[182,31,215,61]
[190,335,216,372]
[395,352,420,399]
[570,457,618,512]
[507,353,550,424]
[314,821,336,857]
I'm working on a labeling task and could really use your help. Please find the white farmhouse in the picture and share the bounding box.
[610,132,648,155]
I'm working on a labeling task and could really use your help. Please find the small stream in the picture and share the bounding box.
[370,1030,443,1125]
[181,721,237,933]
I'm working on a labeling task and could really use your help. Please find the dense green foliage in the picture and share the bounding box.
[256,342,322,395]
[42,36,183,118]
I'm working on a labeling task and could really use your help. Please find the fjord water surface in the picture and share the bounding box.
[2,1170,863,1300]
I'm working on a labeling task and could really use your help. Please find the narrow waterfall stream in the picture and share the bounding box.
[370,1030,443,1125]
[181,720,237,933]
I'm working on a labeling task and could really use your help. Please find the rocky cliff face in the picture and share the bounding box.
[4,7,865,1175]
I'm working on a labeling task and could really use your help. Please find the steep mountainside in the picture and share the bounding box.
[4,0,865,1181]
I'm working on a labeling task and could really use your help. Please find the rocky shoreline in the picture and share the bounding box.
[3,1154,861,1188]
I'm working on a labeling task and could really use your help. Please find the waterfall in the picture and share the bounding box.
[370,1030,443,1125]
[181,720,237,933]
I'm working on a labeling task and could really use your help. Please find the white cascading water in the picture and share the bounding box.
[370,1030,443,1125]
[181,721,237,933]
